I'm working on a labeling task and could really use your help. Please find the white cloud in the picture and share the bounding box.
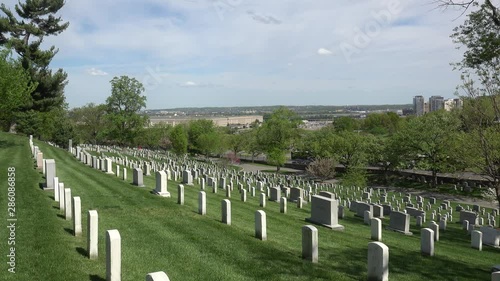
[183,81,197,87]
[317,48,333,56]
[86,68,108,76]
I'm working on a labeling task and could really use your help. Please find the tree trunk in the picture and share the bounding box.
[276,166,281,173]
[432,170,438,188]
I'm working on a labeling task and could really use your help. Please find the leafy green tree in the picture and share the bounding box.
[169,124,188,155]
[259,107,301,171]
[105,76,148,146]
[69,103,108,144]
[187,119,217,154]
[227,133,246,157]
[241,128,264,162]
[362,112,401,135]
[394,111,464,187]
[0,48,36,131]
[0,0,69,137]
[333,116,359,132]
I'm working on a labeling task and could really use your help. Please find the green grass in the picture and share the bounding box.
[0,132,498,280]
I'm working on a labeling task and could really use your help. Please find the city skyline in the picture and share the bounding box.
[2,0,469,109]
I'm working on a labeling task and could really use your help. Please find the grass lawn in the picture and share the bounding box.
[0,132,498,280]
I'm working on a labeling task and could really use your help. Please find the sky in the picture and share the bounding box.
[3,0,476,109]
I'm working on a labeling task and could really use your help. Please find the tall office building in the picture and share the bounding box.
[429,96,444,112]
[413,95,425,116]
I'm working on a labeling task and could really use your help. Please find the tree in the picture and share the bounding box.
[69,103,108,144]
[0,0,69,137]
[306,158,337,182]
[187,119,217,154]
[394,111,464,187]
[258,107,301,171]
[0,48,35,131]
[105,76,148,146]
[445,0,500,207]
[169,124,188,155]
[362,112,401,135]
[333,116,359,132]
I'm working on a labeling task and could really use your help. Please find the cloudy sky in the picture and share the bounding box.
[4,0,474,109]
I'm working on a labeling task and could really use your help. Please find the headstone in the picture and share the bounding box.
[154,171,170,197]
[53,177,59,202]
[480,226,500,247]
[178,184,184,205]
[72,197,82,236]
[280,197,287,214]
[123,167,127,181]
[471,230,482,251]
[146,271,171,281]
[302,225,318,263]
[222,199,231,225]
[421,228,435,256]
[105,158,114,174]
[306,195,344,231]
[416,216,423,227]
[58,182,65,210]
[260,193,266,208]
[64,188,72,220]
[290,187,304,202]
[367,242,389,281]
[88,210,98,259]
[429,221,439,241]
[36,152,43,169]
[269,187,281,202]
[364,210,373,225]
[45,159,56,190]
[182,170,193,186]
[133,168,145,187]
[460,210,478,225]
[297,197,304,209]
[356,202,373,218]
[106,229,121,281]
[387,211,412,235]
[198,191,206,215]
[371,218,382,241]
[241,189,247,202]
[255,210,267,241]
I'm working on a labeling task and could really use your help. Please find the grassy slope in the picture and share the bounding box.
[0,132,497,280]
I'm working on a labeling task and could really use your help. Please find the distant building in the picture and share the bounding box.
[429,96,444,112]
[148,115,264,128]
[413,95,425,116]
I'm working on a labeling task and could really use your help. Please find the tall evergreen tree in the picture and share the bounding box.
[0,0,69,136]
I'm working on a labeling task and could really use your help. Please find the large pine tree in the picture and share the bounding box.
[0,0,69,135]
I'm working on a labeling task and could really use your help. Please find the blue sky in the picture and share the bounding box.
[3,0,473,109]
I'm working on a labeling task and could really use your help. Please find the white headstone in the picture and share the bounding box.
[154,171,170,197]
[88,210,98,259]
[302,225,318,263]
[255,210,267,241]
[471,230,482,251]
[58,182,65,210]
[146,271,171,281]
[53,177,59,202]
[280,197,287,214]
[222,199,231,225]
[178,184,184,205]
[421,228,435,256]
[64,188,72,220]
[106,229,121,281]
[45,159,56,190]
[367,242,389,281]
[198,191,206,215]
[72,197,82,236]
[371,218,382,241]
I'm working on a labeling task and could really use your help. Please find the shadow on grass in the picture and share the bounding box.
[64,228,74,235]
[56,214,65,219]
[89,274,106,281]
[76,247,88,258]
[0,138,20,149]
